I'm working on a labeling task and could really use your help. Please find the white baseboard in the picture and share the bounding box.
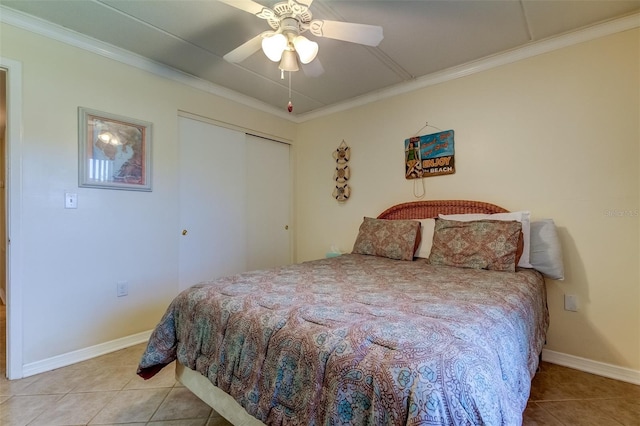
[22,329,153,378]
[542,349,640,386]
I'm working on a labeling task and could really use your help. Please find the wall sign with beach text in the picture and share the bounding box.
[404,130,455,179]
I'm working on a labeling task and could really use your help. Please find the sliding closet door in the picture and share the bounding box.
[178,117,247,290]
[178,116,291,291]
[245,135,291,271]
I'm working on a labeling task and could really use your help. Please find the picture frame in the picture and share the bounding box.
[78,107,152,191]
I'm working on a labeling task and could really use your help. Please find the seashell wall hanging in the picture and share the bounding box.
[332,140,351,202]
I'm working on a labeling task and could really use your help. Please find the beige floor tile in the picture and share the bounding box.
[207,415,234,426]
[96,344,148,368]
[0,394,63,426]
[148,419,209,426]
[16,365,89,395]
[0,374,41,396]
[70,365,139,392]
[125,361,177,390]
[94,424,146,426]
[65,345,145,377]
[598,398,640,425]
[28,391,117,426]
[150,387,212,421]
[570,375,639,400]
[530,362,639,401]
[537,400,626,426]
[522,401,564,425]
[89,387,170,424]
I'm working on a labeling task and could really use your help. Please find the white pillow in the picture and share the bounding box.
[415,219,436,258]
[530,219,564,280]
[439,211,532,268]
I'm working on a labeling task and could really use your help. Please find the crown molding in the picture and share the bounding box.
[297,12,640,122]
[1,6,637,124]
[0,5,296,122]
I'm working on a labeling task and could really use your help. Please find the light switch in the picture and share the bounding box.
[65,193,78,209]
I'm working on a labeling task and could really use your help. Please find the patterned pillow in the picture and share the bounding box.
[352,217,422,261]
[428,218,522,272]
[439,211,532,268]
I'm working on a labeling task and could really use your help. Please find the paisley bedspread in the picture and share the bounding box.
[138,254,548,425]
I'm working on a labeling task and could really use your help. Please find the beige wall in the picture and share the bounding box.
[296,29,640,370]
[2,18,638,375]
[0,23,296,365]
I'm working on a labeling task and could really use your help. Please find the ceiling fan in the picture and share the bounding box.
[219,0,384,73]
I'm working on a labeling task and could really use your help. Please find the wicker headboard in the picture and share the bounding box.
[377,200,509,220]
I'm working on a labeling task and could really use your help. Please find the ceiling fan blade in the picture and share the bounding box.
[223,32,272,63]
[217,0,268,16]
[302,58,324,77]
[309,20,383,46]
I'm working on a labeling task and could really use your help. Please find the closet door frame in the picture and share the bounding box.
[177,112,294,290]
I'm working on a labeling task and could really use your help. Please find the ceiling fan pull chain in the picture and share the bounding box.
[287,71,293,113]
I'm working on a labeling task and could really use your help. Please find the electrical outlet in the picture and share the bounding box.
[117,281,129,297]
[564,294,578,312]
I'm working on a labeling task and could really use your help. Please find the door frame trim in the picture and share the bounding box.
[1,56,24,379]
[177,110,292,145]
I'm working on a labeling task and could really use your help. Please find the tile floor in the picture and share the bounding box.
[1,303,639,425]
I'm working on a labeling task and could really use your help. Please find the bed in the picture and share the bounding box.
[137,200,550,425]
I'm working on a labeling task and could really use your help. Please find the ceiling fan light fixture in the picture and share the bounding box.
[261,33,287,61]
[278,49,299,72]
[292,35,318,64]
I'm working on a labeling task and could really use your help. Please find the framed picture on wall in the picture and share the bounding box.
[78,107,152,191]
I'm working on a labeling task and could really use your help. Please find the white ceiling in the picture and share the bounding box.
[2,0,639,116]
